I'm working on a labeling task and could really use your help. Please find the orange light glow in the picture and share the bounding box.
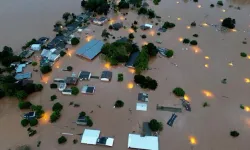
[177,17,182,21]
[205,56,210,60]
[41,75,49,84]
[247,55,250,59]
[109,19,114,25]
[245,118,250,127]
[222,9,226,12]
[231,29,237,32]
[244,78,250,83]
[202,23,209,27]
[150,30,155,36]
[205,64,209,68]
[189,136,197,145]
[40,111,51,124]
[184,95,191,102]
[128,68,135,74]
[178,37,183,42]
[128,28,134,33]
[245,106,250,112]
[228,62,233,66]
[67,52,72,57]
[104,62,111,70]
[191,46,201,53]
[119,16,125,20]
[186,26,191,29]
[202,90,214,98]
[56,65,59,69]
[86,35,93,42]
[142,41,148,45]
[197,5,201,8]
[127,82,134,89]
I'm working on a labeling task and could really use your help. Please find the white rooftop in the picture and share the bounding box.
[136,103,148,111]
[81,129,100,145]
[145,24,153,28]
[106,138,114,146]
[128,134,159,150]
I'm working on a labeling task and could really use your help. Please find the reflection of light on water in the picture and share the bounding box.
[67,52,72,57]
[245,118,250,127]
[244,78,250,83]
[191,46,201,53]
[205,64,209,68]
[41,75,50,84]
[120,16,125,20]
[56,65,59,69]
[228,62,233,66]
[150,30,155,36]
[197,5,201,8]
[128,68,135,74]
[178,37,183,42]
[177,17,181,21]
[222,9,226,12]
[127,82,134,89]
[202,90,214,98]
[202,23,209,27]
[247,55,250,59]
[189,136,197,145]
[205,56,210,60]
[220,19,223,22]
[40,111,51,124]
[142,41,148,45]
[104,62,111,70]
[86,36,93,42]
[184,95,191,102]
[186,26,191,29]
[176,1,179,3]
[109,19,114,25]
[128,28,134,33]
[245,106,250,112]
[231,29,237,32]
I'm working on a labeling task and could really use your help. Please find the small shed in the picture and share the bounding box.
[76,116,88,125]
[138,93,149,102]
[81,129,101,145]
[97,137,114,147]
[65,77,78,85]
[112,23,123,31]
[136,103,148,111]
[81,85,95,94]
[31,44,41,51]
[100,71,112,82]
[62,89,72,95]
[78,71,91,80]
[24,112,36,119]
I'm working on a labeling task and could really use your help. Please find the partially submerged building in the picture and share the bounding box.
[76,116,88,126]
[15,64,26,73]
[81,85,95,94]
[142,122,152,136]
[93,17,108,25]
[112,22,123,31]
[125,51,140,68]
[41,48,60,62]
[65,77,78,85]
[100,71,112,82]
[128,134,159,150]
[78,71,91,80]
[97,137,114,147]
[62,88,72,95]
[58,82,67,92]
[23,112,36,119]
[138,93,149,102]
[140,24,153,30]
[19,50,34,58]
[136,103,148,111]
[15,72,32,80]
[31,44,41,51]
[17,79,33,86]
[76,39,104,60]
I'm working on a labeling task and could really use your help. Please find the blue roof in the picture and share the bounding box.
[125,51,140,68]
[15,72,32,80]
[76,39,104,60]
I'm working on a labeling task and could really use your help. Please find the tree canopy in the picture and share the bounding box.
[71,87,79,95]
[134,47,149,74]
[222,18,236,29]
[148,119,163,132]
[40,65,52,74]
[173,87,185,97]
[71,37,80,45]
[134,75,158,90]
[52,102,63,112]
[81,0,110,15]
[144,43,158,57]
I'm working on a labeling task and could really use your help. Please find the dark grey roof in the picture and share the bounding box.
[86,87,95,93]
[77,116,87,123]
[36,37,49,44]
[138,93,148,102]
[125,51,140,68]
[78,71,91,80]
[101,71,112,80]
[181,98,191,111]
[15,72,32,80]
[112,23,123,30]
[76,39,104,60]
[116,37,129,43]
[140,25,150,30]
[142,122,152,136]
[65,77,78,85]
[18,79,33,86]
[97,137,108,145]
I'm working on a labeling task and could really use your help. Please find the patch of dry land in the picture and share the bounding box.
[1,0,250,150]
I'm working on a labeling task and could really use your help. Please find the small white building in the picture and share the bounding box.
[58,83,67,92]
[93,17,108,25]
[145,23,153,28]
[81,85,95,94]
[128,134,159,150]
[97,137,114,147]
[62,89,72,95]
[136,103,148,111]
[81,129,100,145]
[31,44,41,51]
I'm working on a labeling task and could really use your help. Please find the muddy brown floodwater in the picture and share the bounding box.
[1,0,250,150]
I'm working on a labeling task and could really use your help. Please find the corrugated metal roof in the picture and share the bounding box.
[128,134,159,150]
[125,51,140,68]
[81,129,100,145]
[76,39,104,60]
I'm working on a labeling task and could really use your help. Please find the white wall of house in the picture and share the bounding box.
[62,91,72,95]
[100,78,110,82]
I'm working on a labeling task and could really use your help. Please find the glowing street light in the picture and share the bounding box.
[231,29,237,32]
[104,62,111,70]
[244,78,250,83]
[176,1,180,4]
[202,90,214,98]
[127,82,134,89]
[186,26,191,29]
[178,37,183,42]
[189,136,197,145]
[247,55,250,59]
[245,106,250,112]
[228,62,233,66]
[222,9,226,12]
[177,17,182,21]
[197,5,201,8]
[220,19,223,22]
[202,23,209,27]
[204,64,209,68]
[184,95,191,102]
[205,56,210,60]
[128,68,135,74]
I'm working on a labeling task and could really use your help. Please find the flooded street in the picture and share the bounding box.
[1,0,250,149]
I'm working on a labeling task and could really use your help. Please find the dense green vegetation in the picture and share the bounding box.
[134,75,158,90]
[58,136,67,144]
[138,7,156,18]
[21,119,29,127]
[81,0,110,15]
[115,100,124,108]
[22,39,37,49]
[162,21,175,29]
[71,87,79,95]
[153,0,161,5]
[173,87,185,97]
[240,52,247,57]
[50,111,61,123]
[230,131,239,137]
[217,1,223,6]
[134,47,149,74]
[129,33,135,39]
[128,0,142,7]
[222,18,236,29]
[0,46,22,67]
[183,38,190,44]
[29,118,38,126]
[60,51,66,57]
[190,40,198,45]
[149,119,163,132]
[71,37,80,45]
[40,65,52,74]
[118,73,124,82]
[32,62,38,66]
[118,0,130,9]
[165,50,174,58]
[52,102,63,112]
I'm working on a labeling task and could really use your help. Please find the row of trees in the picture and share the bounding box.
[134,75,158,90]
[81,0,110,15]
[138,7,156,18]
[0,46,22,67]
[50,102,63,122]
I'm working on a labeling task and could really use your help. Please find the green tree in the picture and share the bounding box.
[148,119,162,132]
[147,9,155,18]
[83,0,110,15]
[18,101,32,109]
[32,62,38,66]
[129,0,142,7]
[15,90,28,100]
[62,12,71,21]
[102,29,110,39]
[52,102,63,112]
[217,1,223,6]
[50,111,61,122]
[0,89,5,99]
[79,111,86,117]
[67,66,73,71]
[129,33,135,39]
[29,118,38,126]
[162,21,175,29]
[35,84,43,91]
[222,18,235,29]
[31,105,44,119]
[118,73,124,82]
[71,87,79,95]
[60,51,66,57]
[40,65,52,74]
[145,43,158,57]
[230,131,239,137]
[183,38,190,44]
[134,47,149,74]
[50,83,58,89]
[153,0,161,5]
[240,52,247,57]
[51,95,57,101]
[138,7,148,14]
[21,119,29,127]
[165,50,174,58]
[118,0,130,9]
[71,37,80,45]
[173,87,185,97]
[87,117,93,127]
[190,40,198,45]
[16,145,31,150]
[115,100,124,108]
[58,136,67,144]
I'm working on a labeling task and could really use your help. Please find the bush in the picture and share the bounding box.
[15,90,28,100]
[73,139,78,144]
[31,105,44,119]
[129,33,135,39]
[60,51,66,57]
[157,32,161,36]
[71,87,79,95]
[67,66,73,71]
[118,73,124,82]
[79,111,86,117]
[51,95,57,101]
[32,62,38,66]
[230,131,239,137]
[203,102,209,107]
[222,18,236,29]
[193,0,198,2]
[50,111,61,122]
[52,102,63,112]
[153,0,161,5]
[108,25,113,30]
[190,40,198,45]
[40,65,52,74]
[165,50,174,58]
[145,43,158,57]
[147,9,155,18]
[173,87,185,97]
[58,136,67,144]
[217,1,223,6]
[16,145,31,150]
[71,37,80,45]
[21,119,29,127]
[134,75,158,90]
[115,100,124,108]
[183,38,190,44]
[50,83,58,89]
[118,0,130,9]
[240,52,247,57]
[162,21,175,29]
[141,34,147,39]
[148,119,162,132]
[19,101,32,109]
[191,21,196,27]
[134,21,138,25]
[35,84,43,91]
[138,7,148,15]
[210,4,214,7]
[29,118,38,126]
[87,118,93,127]
[0,89,5,99]
[193,34,199,37]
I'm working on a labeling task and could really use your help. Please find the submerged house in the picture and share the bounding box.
[81,85,95,94]
[138,93,149,102]
[19,50,34,58]
[62,89,72,95]
[100,71,112,82]
[76,116,88,125]
[78,71,91,80]
[125,51,140,68]
[15,64,26,73]
[97,137,114,147]
[112,22,123,31]
[24,112,36,119]
[65,77,78,85]
[31,44,41,51]
[140,24,153,30]
[93,17,108,25]
[76,39,104,60]
[128,134,159,150]
[81,129,101,145]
